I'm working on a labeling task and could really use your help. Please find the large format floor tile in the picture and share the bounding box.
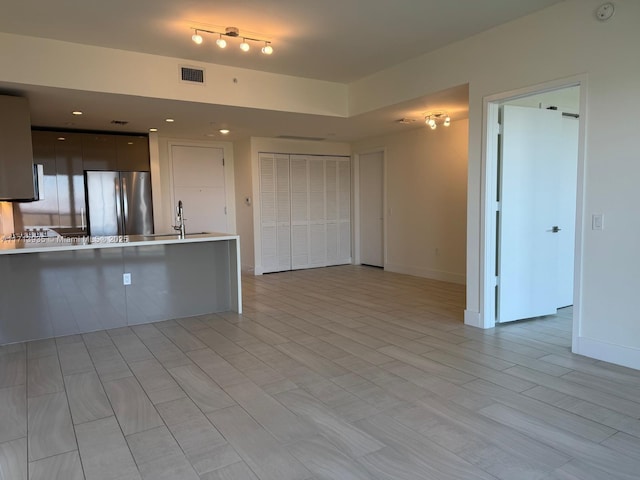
[0,266,639,480]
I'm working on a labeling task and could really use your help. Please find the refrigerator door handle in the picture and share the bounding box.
[115,177,123,236]
[121,175,129,236]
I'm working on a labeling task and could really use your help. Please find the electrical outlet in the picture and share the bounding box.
[123,273,132,285]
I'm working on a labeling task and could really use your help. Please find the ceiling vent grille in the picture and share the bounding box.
[277,135,326,141]
[180,66,205,84]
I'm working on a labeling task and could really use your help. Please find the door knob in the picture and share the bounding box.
[551,226,561,233]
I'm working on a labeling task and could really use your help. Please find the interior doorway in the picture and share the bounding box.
[482,80,585,336]
[359,150,384,267]
[170,145,227,233]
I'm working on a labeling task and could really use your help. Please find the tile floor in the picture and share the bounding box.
[2,265,640,479]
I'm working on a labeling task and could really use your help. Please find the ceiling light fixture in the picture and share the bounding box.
[219,129,230,135]
[424,112,451,130]
[149,128,158,132]
[190,26,273,55]
[71,111,83,115]
[165,118,174,123]
[192,31,203,45]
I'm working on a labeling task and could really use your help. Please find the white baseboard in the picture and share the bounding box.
[241,264,255,274]
[464,309,484,328]
[384,263,465,285]
[575,336,640,370]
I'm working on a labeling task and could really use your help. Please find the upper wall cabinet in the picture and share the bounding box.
[82,134,118,171]
[81,133,150,171]
[116,135,150,171]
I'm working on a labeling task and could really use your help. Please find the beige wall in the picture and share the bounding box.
[233,138,254,271]
[351,0,640,366]
[353,119,468,284]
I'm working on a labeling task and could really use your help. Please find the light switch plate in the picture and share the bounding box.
[123,273,132,285]
[592,213,604,230]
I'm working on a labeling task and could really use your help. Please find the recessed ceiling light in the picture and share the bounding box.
[149,128,158,132]
[219,129,230,134]
[72,111,83,115]
[165,118,174,123]
[57,137,66,141]
[205,133,216,137]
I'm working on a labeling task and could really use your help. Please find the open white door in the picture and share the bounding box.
[359,151,384,267]
[498,105,563,323]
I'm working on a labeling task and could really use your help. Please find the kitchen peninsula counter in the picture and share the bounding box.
[0,233,242,344]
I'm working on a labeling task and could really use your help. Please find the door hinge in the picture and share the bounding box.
[224,206,227,215]
[222,158,225,166]
[494,276,499,287]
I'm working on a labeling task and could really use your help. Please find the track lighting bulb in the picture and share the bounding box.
[430,122,437,130]
[192,32,203,45]
[240,40,250,52]
[216,36,227,48]
[262,43,273,55]
[444,116,451,127]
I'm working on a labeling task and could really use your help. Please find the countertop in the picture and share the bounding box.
[0,232,239,255]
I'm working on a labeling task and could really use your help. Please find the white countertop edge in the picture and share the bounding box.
[0,233,239,255]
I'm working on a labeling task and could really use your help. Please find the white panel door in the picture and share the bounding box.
[498,105,563,323]
[556,116,579,308]
[359,151,384,267]
[171,145,226,234]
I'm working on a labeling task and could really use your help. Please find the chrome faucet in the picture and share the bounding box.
[173,200,186,238]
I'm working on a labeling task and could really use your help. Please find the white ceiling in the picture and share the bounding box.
[0,0,564,142]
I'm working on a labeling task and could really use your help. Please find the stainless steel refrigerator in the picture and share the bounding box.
[85,171,153,236]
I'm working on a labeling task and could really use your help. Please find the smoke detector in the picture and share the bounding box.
[596,3,615,21]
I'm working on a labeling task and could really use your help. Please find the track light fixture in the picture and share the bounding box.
[191,27,273,55]
[424,112,451,130]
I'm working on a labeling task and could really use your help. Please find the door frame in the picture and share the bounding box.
[479,75,587,351]
[353,148,387,267]
[166,140,236,234]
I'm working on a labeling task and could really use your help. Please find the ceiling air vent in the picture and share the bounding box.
[277,135,326,141]
[111,120,129,126]
[180,66,205,84]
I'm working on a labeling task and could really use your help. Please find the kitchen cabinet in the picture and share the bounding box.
[81,133,118,171]
[13,131,85,232]
[116,135,150,171]
[13,130,150,232]
[0,95,36,201]
[13,131,60,230]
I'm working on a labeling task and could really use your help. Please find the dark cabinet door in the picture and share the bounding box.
[82,134,118,171]
[116,135,150,171]
[55,133,85,229]
[13,131,60,230]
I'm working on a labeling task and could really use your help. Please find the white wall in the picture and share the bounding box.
[350,0,640,367]
[249,137,351,274]
[233,138,254,271]
[0,33,348,117]
[352,120,468,284]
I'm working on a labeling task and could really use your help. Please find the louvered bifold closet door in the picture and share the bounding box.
[308,158,327,267]
[290,156,310,269]
[325,158,339,265]
[259,153,291,273]
[337,158,352,264]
